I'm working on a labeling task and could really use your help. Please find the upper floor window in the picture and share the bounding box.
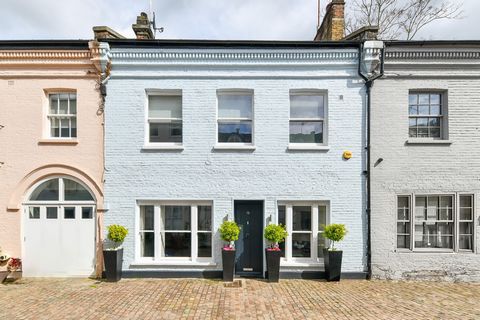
[289,92,326,145]
[147,92,182,145]
[408,92,446,139]
[396,194,474,252]
[217,90,253,144]
[48,93,77,138]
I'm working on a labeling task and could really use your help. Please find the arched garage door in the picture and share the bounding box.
[23,177,96,277]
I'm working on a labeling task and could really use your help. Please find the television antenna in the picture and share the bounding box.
[149,0,164,38]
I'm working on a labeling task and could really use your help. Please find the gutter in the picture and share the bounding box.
[357,42,385,280]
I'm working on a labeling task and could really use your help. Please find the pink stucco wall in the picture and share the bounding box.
[0,49,104,272]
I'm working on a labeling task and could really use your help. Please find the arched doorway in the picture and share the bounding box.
[23,177,96,276]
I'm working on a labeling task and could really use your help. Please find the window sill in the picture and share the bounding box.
[281,261,324,267]
[38,139,78,145]
[213,144,256,151]
[142,144,184,151]
[130,260,217,267]
[287,144,330,151]
[406,139,452,145]
[396,249,460,254]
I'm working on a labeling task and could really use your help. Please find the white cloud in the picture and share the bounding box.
[0,0,478,40]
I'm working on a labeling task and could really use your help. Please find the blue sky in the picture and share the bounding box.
[1,0,478,40]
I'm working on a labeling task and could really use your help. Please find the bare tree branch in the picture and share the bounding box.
[345,0,464,40]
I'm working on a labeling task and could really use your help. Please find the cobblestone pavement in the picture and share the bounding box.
[1,278,479,319]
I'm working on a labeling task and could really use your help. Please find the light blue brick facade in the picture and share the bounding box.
[103,44,367,276]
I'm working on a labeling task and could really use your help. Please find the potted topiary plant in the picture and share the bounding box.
[219,220,240,282]
[103,224,128,282]
[322,223,347,282]
[264,223,288,282]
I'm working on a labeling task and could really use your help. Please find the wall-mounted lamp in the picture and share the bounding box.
[343,151,352,160]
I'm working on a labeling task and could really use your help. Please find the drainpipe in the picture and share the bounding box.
[357,41,384,279]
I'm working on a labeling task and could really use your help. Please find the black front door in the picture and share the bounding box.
[234,200,263,277]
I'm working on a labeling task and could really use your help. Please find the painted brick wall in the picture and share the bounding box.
[370,67,480,281]
[104,48,367,273]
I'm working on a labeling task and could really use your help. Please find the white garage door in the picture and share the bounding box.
[23,177,96,277]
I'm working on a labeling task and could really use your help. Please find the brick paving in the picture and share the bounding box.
[1,278,479,319]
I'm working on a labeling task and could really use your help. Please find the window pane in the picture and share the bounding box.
[408,94,417,105]
[163,232,191,257]
[29,207,40,219]
[218,121,252,143]
[71,118,77,138]
[318,206,327,231]
[430,128,440,138]
[418,94,429,104]
[47,207,58,219]
[149,121,182,143]
[415,197,426,220]
[278,206,286,226]
[198,233,212,257]
[59,94,69,114]
[409,105,418,115]
[460,208,473,221]
[430,105,440,115]
[49,95,59,114]
[459,235,473,250]
[30,179,59,201]
[459,222,473,235]
[163,206,191,230]
[293,206,311,231]
[198,206,212,231]
[290,95,324,118]
[317,233,326,257]
[460,195,472,208]
[60,118,70,137]
[140,206,154,230]
[64,207,75,219]
[82,207,93,219]
[64,179,94,201]
[69,94,77,114]
[417,118,428,127]
[427,197,438,220]
[149,95,182,118]
[430,94,440,105]
[409,128,417,138]
[289,121,323,143]
[292,233,311,257]
[397,196,410,220]
[418,105,429,115]
[140,232,155,257]
[50,118,59,137]
[218,94,252,118]
[397,235,410,249]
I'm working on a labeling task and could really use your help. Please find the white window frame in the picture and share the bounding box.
[408,91,448,141]
[277,201,330,265]
[288,90,328,149]
[396,193,475,253]
[45,92,77,139]
[144,89,183,149]
[136,201,214,264]
[215,89,255,148]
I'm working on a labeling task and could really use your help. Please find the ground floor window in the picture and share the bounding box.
[138,202,213,261]
[396,194,474,252]
[277,202,328,262]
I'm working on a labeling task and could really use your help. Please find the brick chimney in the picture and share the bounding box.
[314,0,345,41]
[132,12,154,40]
[92,26,126,40]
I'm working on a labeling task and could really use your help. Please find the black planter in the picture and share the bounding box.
[323,249,343,282]
[103,248,123,282]
[265,249,282,283]
[222,249,236,282]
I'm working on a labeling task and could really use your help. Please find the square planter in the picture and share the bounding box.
[103,248,123,282]
[222,249,236,282]
[323,249,343,282]
[265,249,282,283]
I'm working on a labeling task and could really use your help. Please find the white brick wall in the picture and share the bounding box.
[104,47,367,273]
[370,49,480,281]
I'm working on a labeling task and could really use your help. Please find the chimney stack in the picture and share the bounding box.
[132,12,154,40]
[314,0,345,41]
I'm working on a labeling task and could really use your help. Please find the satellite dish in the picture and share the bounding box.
[149,0,164,38]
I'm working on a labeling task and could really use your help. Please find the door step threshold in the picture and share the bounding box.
[224,279,243,288]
